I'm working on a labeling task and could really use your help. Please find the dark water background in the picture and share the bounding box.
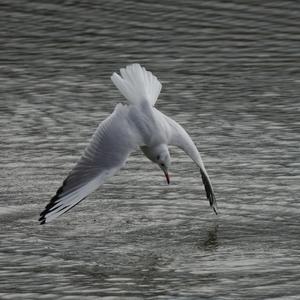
[0,1,300,299]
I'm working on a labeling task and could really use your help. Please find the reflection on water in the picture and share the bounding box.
[0,0,300,299]
[202,225,219,251]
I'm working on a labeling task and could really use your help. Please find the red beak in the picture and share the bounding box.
[163,170,170,184]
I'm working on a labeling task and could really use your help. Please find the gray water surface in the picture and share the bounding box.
[0,1,300,299]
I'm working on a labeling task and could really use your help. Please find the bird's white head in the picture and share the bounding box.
[140,144,171,184]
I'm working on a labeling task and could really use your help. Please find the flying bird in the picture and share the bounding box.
[39,64,217,224]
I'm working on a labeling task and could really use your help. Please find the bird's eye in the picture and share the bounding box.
[156,155,160,160]
[160,163,165,167]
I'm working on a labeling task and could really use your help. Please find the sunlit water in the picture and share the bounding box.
[0,1,300,299]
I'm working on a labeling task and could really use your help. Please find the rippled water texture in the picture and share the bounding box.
[0,0,300,299]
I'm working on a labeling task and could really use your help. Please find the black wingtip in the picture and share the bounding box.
[38,213,46,224]
[200,169,218,214]
[212,205,218,215]
[38,184,65,225]
[39,207,48,224]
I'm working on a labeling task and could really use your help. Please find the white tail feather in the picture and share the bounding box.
[111,64,162,106]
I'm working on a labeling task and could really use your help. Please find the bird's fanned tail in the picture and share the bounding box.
[111,63,162,106]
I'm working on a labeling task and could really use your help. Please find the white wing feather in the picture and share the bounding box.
[39,104,138,224]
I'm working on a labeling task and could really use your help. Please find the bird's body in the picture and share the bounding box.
[39,64,217,224]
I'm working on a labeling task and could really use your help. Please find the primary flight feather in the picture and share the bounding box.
[39,64,217,224]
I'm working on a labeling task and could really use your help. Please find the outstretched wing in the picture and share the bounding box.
[39,104,139,224]
[158,110,217,214]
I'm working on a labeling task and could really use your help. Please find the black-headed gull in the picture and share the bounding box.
[39,64,217,224]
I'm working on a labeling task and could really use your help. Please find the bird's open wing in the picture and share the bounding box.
[39,104,139,224]
[158,110,217,214]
